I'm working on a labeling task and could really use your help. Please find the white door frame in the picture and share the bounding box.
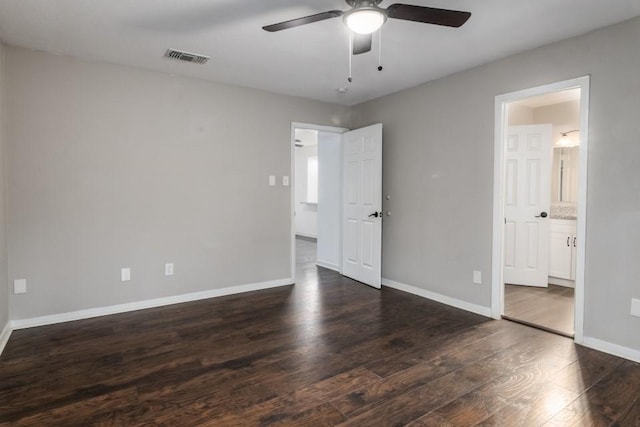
[491,76,590,344]
[290,122,349,280]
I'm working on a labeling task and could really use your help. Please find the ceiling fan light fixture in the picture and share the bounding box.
[344,8,386,34]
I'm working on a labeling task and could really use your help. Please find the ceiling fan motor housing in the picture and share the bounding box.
[346,0,384,6]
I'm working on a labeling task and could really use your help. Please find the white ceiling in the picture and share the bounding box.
[0,1,639,106]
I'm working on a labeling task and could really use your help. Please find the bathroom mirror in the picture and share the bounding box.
[552,146,579,203]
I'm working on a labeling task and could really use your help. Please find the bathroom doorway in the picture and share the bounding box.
[492,77,589,341]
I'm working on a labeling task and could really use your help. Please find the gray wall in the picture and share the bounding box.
[354,17,640,351]
[0,43,8,330]
[5,46,349,320]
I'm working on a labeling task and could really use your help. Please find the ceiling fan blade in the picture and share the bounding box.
[353,33,372,55]
[263,10,343,32]
[386,4,471,28]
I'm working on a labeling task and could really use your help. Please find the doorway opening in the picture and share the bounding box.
[290,123,347,281]
[492,77,590,343]
[290,122,384,289]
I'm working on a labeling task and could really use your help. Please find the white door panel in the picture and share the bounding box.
[342,123,383,288]
[503,125,552,287]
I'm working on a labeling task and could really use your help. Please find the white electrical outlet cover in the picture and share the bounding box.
[14,279,27,294]
[282,176,289,186]
[268,175,276,186]
[121,268,131,282]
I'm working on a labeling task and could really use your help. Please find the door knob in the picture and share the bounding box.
[535,212,548,218]
[368,211,382,218]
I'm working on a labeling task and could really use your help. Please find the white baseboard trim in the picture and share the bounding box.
[316,259,340,272]
[382,278,492,318]
[0,322,12,356]
[10,278,293,330]
[581,336,640,364]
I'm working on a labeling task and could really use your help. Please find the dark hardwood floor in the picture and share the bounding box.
[1,238,639,425]
[504,284,575,337]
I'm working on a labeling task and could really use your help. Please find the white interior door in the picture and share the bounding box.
[342,123,383,288]
[503,124,552,287]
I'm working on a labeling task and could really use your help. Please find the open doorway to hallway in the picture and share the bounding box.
[291,123,346,281]
[291,122,384,289]
[294,129,319,242]
[293,128,320,279]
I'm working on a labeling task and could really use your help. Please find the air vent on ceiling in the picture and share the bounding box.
[164,48,210,65]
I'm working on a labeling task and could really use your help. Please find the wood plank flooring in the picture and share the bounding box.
[0,238,638,425]
[504,284,575,337]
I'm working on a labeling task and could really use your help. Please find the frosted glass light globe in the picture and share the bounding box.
[345,9,385,34]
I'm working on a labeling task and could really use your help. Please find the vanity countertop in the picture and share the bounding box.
[550,204,577,221]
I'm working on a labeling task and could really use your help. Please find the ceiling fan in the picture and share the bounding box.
[263,0,471,55]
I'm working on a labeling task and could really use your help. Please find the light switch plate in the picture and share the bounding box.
[14,279,27,294]
[282,176,289,186]
[165,263,174,276]
[121,268,131,282]
[268,175,276,186]
[473,270,482,285]
[631,298,640,318]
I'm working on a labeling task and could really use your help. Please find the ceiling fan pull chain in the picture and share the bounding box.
[378,27,383,71]
[348,31,353,82]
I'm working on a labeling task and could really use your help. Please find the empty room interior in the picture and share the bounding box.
[1,1,640,425]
